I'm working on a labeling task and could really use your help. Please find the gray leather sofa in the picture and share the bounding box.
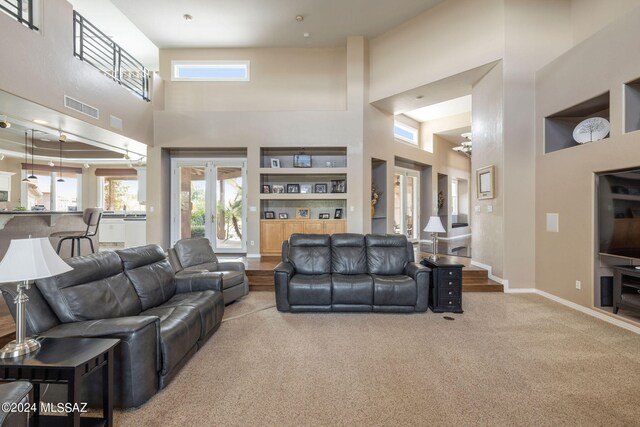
[0,381,32,427]
[0,244,224,409]
[275,233,430,313]
[168,238,249,304]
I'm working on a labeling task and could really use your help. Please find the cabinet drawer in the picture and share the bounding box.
[438,297,461,308]
[439,287,461,298]
[439,278,461,288]
[440,268,461,279]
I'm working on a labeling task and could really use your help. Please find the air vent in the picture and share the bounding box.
[64,95,99,119]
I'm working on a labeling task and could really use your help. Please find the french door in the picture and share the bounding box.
[394,168,420,241]
[171,158,247,253]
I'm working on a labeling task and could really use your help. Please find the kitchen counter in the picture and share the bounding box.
[0,211,95,259]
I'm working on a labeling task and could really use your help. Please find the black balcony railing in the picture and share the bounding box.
[0,0,38,30]
[73,11,150,102]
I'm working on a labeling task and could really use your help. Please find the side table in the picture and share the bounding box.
[0,337,119,427]
[421,257,464,313]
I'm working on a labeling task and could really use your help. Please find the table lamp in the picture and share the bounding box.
[424,216,445,261]
[0,238,72,358]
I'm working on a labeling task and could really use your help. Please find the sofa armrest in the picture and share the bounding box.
[405,262,431,312]
[40,316,161,408]
[0,381,32,427]
[274,262,294,312]
[175,271,223,293]
[217,261,246,272]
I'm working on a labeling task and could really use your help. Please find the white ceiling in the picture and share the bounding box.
[108,0,444,49]
[404,95,472,123]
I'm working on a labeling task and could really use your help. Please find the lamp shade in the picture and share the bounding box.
[0,238,72,283]
[424,216,445,233]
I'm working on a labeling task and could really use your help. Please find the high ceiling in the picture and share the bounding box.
[109,0,444,49]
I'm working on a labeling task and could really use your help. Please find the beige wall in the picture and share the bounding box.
[0,0,154,145]
[368,0,504,102]
[535,6,640,310]
[570,0,640,45]
[160,48,347,112]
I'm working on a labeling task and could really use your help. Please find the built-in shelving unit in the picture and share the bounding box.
[259,147,348,254]
[624,77,640,134]
[544,92,610,153]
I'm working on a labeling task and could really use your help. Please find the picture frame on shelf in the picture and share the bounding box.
[300,184,313,194]
[287,184,300,193]
[331,179,346,193]
[334,208,343,219]
[314,183,328,193]
[293,154,312,168]
[279,213,289,219]
[476,165,495,200]
[270,158,281,168]
[262,185,271,194]
[264,211,275,219]
[319,213,330,219]
[296,208,310,219]
[272,185,285,193]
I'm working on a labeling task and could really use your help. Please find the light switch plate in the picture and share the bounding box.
[249,206,257,212]
[546,213,559,232]
[487,205,493,213]
[475,206,481,213]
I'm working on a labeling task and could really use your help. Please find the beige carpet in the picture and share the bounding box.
[116,292,640,427]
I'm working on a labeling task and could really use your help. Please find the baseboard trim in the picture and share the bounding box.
[535,290,640,335]
[504,288,536,294]
[246,254,261,258]
[439,234,471,241]
[470,260,509,288]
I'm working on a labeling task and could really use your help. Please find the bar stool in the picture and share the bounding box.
[51,207,103,257]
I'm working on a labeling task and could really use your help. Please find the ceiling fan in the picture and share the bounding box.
[452,132,472,156]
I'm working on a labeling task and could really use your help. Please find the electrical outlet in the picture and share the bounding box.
[250,240,255,246]
[575,280,581,290]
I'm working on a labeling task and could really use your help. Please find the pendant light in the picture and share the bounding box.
[21,131,29,182]
[27,130,37,180]
[56,140,64,183]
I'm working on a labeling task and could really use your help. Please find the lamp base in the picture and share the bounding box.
[0,338,40,358]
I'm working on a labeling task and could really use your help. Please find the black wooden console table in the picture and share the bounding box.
[613,266,640,316]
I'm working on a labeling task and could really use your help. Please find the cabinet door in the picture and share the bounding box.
[324,220,346,235]
[304,221,324,234]
[283,221,304,240]
[0,175,10,192]
[261,221,284,255]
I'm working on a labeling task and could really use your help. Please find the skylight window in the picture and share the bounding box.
[171,60,250,81]
[394,121,419,145]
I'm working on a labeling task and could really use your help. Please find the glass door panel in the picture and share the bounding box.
[178,165,207,240]
[394,168,420,241]
[406,175,416,240]
[393,173,404,235]
[214,165,244,251]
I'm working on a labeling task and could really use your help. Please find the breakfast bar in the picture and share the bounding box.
[0,211,98,259]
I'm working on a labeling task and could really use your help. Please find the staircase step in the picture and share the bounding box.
[462,279,503,292]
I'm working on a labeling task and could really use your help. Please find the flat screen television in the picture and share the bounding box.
[598,168,640,259]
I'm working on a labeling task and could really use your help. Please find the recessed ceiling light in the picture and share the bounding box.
[415,95,424,100]
[183,14,193,22]
[296,15,304,22]
[303,32,310,38]
[83,162,90,169]
[48,160,55,167]
[39,138,51,142]
[33,119,48,125]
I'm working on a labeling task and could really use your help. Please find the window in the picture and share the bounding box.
[55,173,81,211]
[25,174,51,210]
[102,176,143,212]
[171,60,250,81]
[394,121,419,145]
[451,179,459,216]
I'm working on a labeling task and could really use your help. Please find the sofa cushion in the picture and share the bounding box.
[365,234,411,275]
[289,274,331,305]
[35,251,141,323]
[174,238,218,270]
[372,274,417,306]
[331,234,367,275]
[331,274,373,305]
[140,305,201,376]
[117,245,177,310]
[289,234,331,275]
[159,291,223,341]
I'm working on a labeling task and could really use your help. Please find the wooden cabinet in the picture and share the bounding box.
[260,219,347,256]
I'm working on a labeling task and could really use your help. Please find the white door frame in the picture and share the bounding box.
[170,158,247,253]
[394,166,420,242]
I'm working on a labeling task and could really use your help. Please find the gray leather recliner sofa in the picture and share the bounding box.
[275,233,430,313]
[168,238,249,304]
[0,244,224,409]
[0,382,32,427]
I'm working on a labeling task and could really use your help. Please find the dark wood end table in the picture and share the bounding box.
[421,257,465,313]
[0,337,119,427]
